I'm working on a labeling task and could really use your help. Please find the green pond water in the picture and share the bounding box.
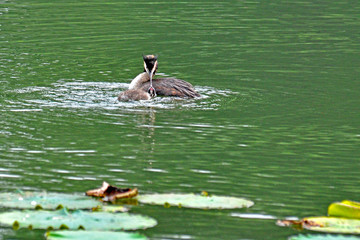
[1,0,360,239]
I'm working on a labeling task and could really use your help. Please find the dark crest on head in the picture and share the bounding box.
[143,54,158,73]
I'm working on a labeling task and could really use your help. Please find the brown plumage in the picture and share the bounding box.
[139,77,200,98]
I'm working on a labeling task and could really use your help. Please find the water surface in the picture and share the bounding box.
[1,0,360,239]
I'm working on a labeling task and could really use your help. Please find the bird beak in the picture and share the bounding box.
[144,60,158,82]
[150,60,158,79]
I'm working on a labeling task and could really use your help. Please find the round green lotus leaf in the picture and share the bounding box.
[47,231,148,240]
[0,209,157,231]
[137,193,254,209]
[302,217,360,234]
[0,192,101,210]
[289,234,360,240]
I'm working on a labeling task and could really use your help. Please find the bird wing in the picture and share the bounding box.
[140,78,200,98]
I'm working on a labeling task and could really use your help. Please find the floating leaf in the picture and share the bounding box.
[0,192,100,210]
[328,201,360,219]
[289,234,360,240]
[137,193,254,209]
[341,200,360,208]
[278,217,360,234]
[86,181,138,202]
[0,209,157,231]
[303,217,360,234]
[96,205,129,213]
[47,231,148,240]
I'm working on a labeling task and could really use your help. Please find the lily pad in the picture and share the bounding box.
[97,205,128,213]
[0,192,100,210]
[341,200,360,208]
[47,231,148,240]
[328,201,360,219]
[0,208,157,231]
[279,217,360,234]
[289,234,360,240]
[137,193,254,209]
[303,217,360,234]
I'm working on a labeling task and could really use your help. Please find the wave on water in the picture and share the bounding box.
[8,80,238,111]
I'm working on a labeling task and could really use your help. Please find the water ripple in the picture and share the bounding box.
[7,80,239,111]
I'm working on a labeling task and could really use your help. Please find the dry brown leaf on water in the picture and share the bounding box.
[86,181,138,202]
[277,219,324,229]
[86,182,110,197]
[277,219,303,227]
[302,220,324,227]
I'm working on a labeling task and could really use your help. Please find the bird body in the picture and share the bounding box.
[118,55,200,101]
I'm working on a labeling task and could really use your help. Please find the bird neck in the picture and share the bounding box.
[129,72,150,89]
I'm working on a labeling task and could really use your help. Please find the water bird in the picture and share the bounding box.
[118,55,200,101]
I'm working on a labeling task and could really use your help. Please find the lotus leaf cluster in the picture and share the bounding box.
[0,187,254,239]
